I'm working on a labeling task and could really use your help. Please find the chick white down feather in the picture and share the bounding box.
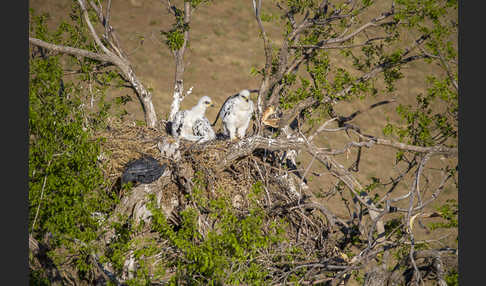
[193,117,215,143]
[171,96,215,142]
[214,89,254,140]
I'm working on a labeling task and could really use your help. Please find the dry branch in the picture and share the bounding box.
[216,134,457,173]
[252,0,273,116]
[29,38,112,63]
[29,0,158,128]
[278,33,432,129]
[263,2,396,111]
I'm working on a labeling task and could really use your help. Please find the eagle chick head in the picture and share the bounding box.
[239,90,251,102]
[198,96,214,108]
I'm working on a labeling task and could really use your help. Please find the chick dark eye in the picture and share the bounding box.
[205,101,210,104]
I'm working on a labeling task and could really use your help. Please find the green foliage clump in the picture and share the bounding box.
[384,217,404,238]
[384,73,457,148]
[429,199,458,230]
[147,180,286,285]
[29,8,120,279]
[285,0,318,14]
[163,25,187,51]
[29,269,50,286]
[445,268,458,286]
[162,0,211,51]
[382,0,457,149]
[29,51,114,239]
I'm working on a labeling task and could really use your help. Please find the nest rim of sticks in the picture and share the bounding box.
[90,116,456,286]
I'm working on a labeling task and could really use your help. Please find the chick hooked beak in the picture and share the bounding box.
[210,103,215,107]
[244,98,249,102]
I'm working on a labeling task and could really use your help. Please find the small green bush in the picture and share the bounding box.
[29,8,119,279]
[146,180,286,285]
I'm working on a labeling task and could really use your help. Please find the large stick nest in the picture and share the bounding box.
[84,117,456,286]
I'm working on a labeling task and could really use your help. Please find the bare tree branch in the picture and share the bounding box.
[216,133,457,173]
[169,1,192,121]
[30,0,158,128]
[77,0,115,57]
[356,134,458,156]
[253,0,272,117]
[29,37,113,63]
[264,4,396,110]
[278,35,431,129]
[88,0,125,59]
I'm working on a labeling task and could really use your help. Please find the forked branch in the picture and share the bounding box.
[29,0,158,128]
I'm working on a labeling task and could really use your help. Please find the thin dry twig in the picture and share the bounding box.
[31,160,52,233]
